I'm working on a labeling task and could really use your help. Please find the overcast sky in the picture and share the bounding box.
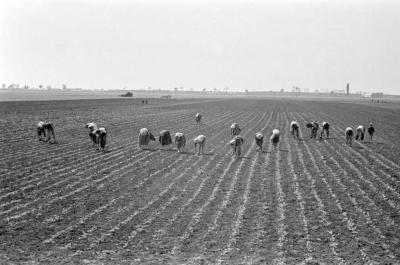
[1,0,400,94]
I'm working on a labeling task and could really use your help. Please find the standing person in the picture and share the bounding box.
[254,132,264,151]
[368,123,375,141]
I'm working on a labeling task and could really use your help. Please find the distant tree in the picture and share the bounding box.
[280,89,284,93]
[371,92,384,98]
[371,92,384,102]
[245,89,249,93]
[120,91,133,97]
[293,86,301,95]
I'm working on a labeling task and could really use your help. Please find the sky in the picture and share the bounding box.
[1,0,400,94]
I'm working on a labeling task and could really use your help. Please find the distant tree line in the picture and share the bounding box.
[120,91,133,97]
[371,92,384,98]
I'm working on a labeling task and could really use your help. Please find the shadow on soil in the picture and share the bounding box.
[138,148,159,152]
[159,148,177,152]
[102,150,112,153]
[364,141,383,145]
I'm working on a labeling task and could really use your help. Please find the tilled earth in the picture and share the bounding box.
[1,98,399,264]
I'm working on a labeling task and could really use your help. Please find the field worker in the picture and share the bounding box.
[230,123,241,137]
[37,121,56,143]
[290,121,300,140]
[85,122,98,146]
[138,128,155,150]
[194,135,206,155]
[93,127,107,151]
[175,132,186,153]
[368,123,375,141]
[270,129,280,150]
[306,122,319,139]
[195,113,202,124]
[159,130,172,147]
[355,125,365,141]
[254,132,264,151]
[320,121,330,139]
[345,127,354,146]
[230,135,244,158]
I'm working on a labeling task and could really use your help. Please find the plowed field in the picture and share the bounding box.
[1,98,399,264]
